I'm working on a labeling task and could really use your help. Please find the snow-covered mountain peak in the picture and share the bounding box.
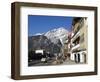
[47,27,68,33]
[45,27,68,35]
[35,33,44,36]
[44,27,69,45]
[34,27,69,45]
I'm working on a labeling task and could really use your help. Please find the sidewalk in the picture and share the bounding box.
[62,59,76,65]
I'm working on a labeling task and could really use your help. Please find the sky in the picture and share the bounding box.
[28,15,73,36]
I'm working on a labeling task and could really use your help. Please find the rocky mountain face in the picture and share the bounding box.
[28,35,62,54]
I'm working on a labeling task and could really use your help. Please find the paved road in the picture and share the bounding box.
[28,58,55,66]
[28,58,84,66]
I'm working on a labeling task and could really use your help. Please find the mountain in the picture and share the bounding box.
[28,35,62,54]
[35,33,42,35]
[28,27,69,55]
[44,27,69,45]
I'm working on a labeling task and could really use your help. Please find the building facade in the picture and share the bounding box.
[60,33,71,61]
[70,17,88,63]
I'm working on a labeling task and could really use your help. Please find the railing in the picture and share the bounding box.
[71,44,80,51]
[71,31,80,43]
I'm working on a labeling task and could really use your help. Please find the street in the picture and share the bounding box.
[28,58,84,66]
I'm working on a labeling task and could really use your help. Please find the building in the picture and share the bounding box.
[70,17,88,63]
[62,33,71,60]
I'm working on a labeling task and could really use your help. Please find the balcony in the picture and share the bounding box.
[71,31,80,42]
[71,44,80,51]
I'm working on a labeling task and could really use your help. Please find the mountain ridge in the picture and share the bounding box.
[34,27,69,45]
